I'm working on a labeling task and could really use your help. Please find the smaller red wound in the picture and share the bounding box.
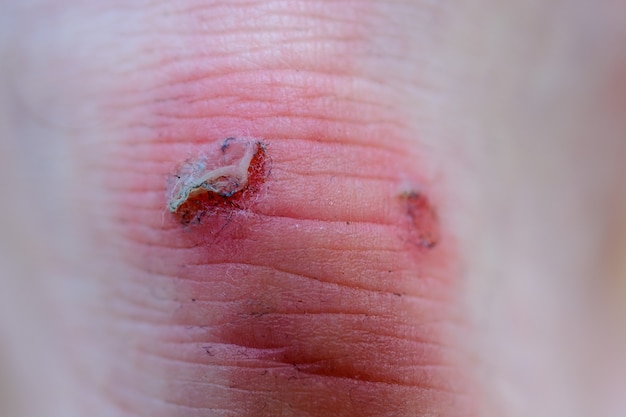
[401,191,440,249]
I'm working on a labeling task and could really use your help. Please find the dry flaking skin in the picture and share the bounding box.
[167,137,268,224]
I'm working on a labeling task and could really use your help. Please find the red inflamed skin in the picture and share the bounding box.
[37,1,478,416]
[105,117,472,417]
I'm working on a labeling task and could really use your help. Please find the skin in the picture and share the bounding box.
[1,0,626,416]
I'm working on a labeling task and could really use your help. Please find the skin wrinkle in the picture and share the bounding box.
[113,221,409,249]
[127,318,449,344]
[145,268,444,306]
[136,252,447,302]
[111,311,447,334]
[116,38,360,79]
[156,374,454,398]
[109,268,446,317]
[112,210,412,240]
[101,218,458,412]
[139,69,396,103]
[106,171,408,192]
[111,177,424,224]
[108,263,451,316]
[110,295,447,337]
[137,334,449,367]
[106,272,454,394]
[133,348,452,392]
[124,361,435,397]
[103,139,415,178]
[183,326,450,356]
[112,116,411,150]
[105,374,432,416]
[146,73,396,107]
[113,263,425,297]
[141,353,458,381]
[118,250,426,293]
[144,97,403,123]
[106,307,456,340]
[114,118,409,149]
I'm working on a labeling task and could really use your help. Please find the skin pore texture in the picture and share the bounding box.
[2,1,626,417]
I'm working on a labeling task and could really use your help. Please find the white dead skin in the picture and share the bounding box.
[167,138,257,212]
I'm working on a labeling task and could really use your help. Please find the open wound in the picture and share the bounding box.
[167,137,269,225]
[400,190,440,249]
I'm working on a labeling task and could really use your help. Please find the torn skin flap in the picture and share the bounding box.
[166,138,268,224]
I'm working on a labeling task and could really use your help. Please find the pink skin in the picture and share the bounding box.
[107,69,470,415]
[2,1,626,417]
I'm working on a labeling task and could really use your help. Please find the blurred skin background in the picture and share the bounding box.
[1,0,626,416]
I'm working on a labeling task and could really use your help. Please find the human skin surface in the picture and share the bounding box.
[1,1,626,416]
